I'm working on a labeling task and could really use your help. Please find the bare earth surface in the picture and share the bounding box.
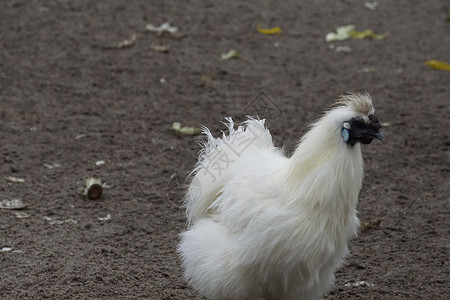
[1,1,449,299]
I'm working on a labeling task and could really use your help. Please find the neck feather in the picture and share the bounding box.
[283,115,364,210]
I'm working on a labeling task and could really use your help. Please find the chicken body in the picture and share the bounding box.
[178,93,383,300]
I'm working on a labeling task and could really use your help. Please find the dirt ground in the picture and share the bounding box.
[1,0,449,299]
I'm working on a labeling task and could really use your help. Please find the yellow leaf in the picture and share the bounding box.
[256,24,282,35]
[349,29,386,40]
[221,49,241,60]
[325,25,354,42]
[172,122,201,135]
[425,60,450,71]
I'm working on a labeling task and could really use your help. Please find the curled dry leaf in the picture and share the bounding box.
[325,25,386,42]
[0,199,36,210]
[4,176,25,183]
[146,22,178,34]
[103,34,137,50]
[256,24,282,35]
[201,74,217,82]
[146,22,185,38]
[325,25,355,42]
[329,44,352,53]
[221,49,241,60]
[425,60,450,71]
[98,214,111,222]
[95,160,105,166]
[81,177,103,200]
[44,216,78,225]
[151,44,169,53]
[344,281,375,288]
[364,1,379,10]
[172,122,201,135]
[349,29,386,40]
[43,163,61,169]
[360,218,381,232]
[335,46,352,53]
[117,34,137,48]
[14,211,30,219]
[359,67,377,73]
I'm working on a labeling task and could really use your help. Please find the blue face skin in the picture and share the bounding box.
[342,114,384,146]
[342,128,350,143]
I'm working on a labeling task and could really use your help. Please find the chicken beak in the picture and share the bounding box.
[373,130,385,141]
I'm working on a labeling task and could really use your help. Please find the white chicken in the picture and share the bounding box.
[178,92,384,300]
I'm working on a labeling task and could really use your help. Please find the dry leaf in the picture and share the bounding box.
[172,122,201,135]
[425,60,450,71]
[359,67,377,73]
[43,163,60,169]
[0,199,36,210]
[14,211,30,219]
[329,44,352,53]
[221,49,241,60]
[360,218,381,232]
[151,44,169,53]
[145,22,185,38]
[98,214,112,222]
[146,22,178,34]
[325,25,355,42]
[256,24,282,35]
[349,29,386,40]
[345,281,375,288]
[326,25,386,42]
[4,176,25,183]
[80,177,103,200]
[95,160,105,166]
[364,2,379,10]
[103,34,137,49]
[117,34,137,48]
[44,216,78,225]
[201,74,217,82]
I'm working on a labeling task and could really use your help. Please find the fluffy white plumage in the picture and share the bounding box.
[178,93,383,300]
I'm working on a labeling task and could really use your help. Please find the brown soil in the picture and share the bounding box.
[1,1,449,299]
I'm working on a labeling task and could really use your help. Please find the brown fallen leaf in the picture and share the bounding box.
[151,44,169,53]
[117,34,137,48]
[360,218,381,232]
[201,74,217,82]
[103,34,137,50]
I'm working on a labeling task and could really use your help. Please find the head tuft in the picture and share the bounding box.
[334,92,374,115]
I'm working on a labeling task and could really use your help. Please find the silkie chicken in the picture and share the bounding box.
[178,93,384,300]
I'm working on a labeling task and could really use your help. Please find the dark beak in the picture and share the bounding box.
[372,130,385,141]
[368,114,384,141]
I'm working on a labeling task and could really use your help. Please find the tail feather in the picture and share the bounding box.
[184,117,273,224]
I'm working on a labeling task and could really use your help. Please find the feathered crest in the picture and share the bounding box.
[333,92,374,115]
